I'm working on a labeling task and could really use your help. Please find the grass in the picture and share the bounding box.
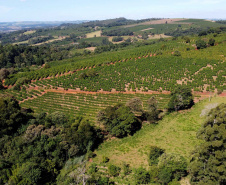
[23,30,36,35]
[92,97,226,169]
[86,30,102,38]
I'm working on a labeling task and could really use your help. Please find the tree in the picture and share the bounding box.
[126,97,143,114]
[208,38,215,46]
[0,94,28,136]
[97,104,141,138]
[168,86,194,112]
[196,40,207,49]
[189,104,226,184]
[0,68,10,80]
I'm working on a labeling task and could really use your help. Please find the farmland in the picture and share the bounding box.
[20,92,170,122]
[0,17,226,185]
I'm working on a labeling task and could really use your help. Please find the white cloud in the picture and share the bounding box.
[20,0,27,2]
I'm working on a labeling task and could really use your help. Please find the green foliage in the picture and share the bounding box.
[97,104,141,138]
[168,85,194,112]
[0,94,28,136]
[102,28,133,36]
[108,164,121,177]
[112,36,123,42]
[189,103,226,185]
[46,111,68,126]
[158,153,187,183]
[88,163,98,174]
[148,146,165,165]
[173,51,181,56]
[134,167,150,184]
[208,38,215,46]
[196,40,207,49]
[122,162,131,176]
[126,97,143,114]
[65,117,99,154]
[102,156,110,163]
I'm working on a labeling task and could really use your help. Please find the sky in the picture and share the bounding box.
[0,0,225,22]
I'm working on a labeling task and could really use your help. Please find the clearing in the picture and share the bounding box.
[86,30,102,38]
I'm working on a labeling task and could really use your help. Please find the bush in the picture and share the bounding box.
[208,38,215,46]
[158,153,187,182]
[102,156,109,163]
[108,164,121,177]
[122,162,131,176]
[112,36,123,42]
[196,40,207,49]
[134,167,150,184]
[173,51,181,56]
[148,146,165,165]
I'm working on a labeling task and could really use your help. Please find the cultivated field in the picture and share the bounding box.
[20,92,170,122]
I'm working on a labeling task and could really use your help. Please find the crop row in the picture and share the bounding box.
[20,92,170,122]
[30,56,226,92]
[5,39,189,85]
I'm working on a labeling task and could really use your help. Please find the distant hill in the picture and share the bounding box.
[0,20,89,32]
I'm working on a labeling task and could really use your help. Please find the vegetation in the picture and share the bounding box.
[97,104,141,138]
[0,17,226,184]
[0,94,102,184]
[189,103,226,184]
[168,86,194,112]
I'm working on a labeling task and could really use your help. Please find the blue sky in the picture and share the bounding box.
[0,0,225,22]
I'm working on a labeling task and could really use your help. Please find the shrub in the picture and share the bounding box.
[134,167,150,184]
[196,40,207,49]
[148,146,165,165]
[112,36,123,42]
[208,38,215,46]
[158,153,187,182]
[108,164,121,177]
[173,51,181,56]
[102,156,109,163]
[122,162,131,176]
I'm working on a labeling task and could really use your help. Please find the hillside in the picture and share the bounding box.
[0,18,226,185]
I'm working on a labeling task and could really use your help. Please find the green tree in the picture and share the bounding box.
[196,40,207,49]
[189,104,226,185]
[97,104,141,138]
[168,86,194,112]
[126,97,143,114]
[0,94,28,136]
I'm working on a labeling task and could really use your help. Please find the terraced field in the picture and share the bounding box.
[20,92,170,122]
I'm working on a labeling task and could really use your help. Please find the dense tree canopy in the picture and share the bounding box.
[189,103,226,185]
